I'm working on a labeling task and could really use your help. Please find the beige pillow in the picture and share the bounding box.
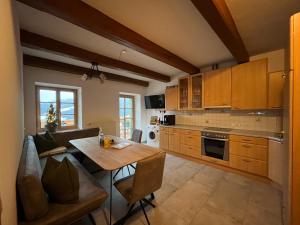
[39,146,67,158]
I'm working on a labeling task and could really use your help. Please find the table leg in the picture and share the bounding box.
[110,171,112,225]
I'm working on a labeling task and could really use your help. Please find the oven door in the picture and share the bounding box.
[201,137,229,160]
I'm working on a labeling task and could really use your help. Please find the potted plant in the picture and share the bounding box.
[45,104,58,133]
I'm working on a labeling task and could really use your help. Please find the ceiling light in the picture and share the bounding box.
[81,73,88,81]
[121,49,127,54]
[99,73,106,83]
[82,62,105,84]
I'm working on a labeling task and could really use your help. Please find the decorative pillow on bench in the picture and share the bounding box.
[38,146,67,158]
[42,157,79,203]
[34,132,59,154]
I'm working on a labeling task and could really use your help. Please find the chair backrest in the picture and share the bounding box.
[131,129,142,143]
[131,152,166,203]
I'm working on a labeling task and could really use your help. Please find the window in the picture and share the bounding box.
[36,86,78,131]
[119,95,135,139]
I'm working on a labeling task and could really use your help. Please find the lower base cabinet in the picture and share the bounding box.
[181,144,201,159]
[169,129,180,153]
[160,127,269,178]
[229,135,268,177]
[230,155,267,176]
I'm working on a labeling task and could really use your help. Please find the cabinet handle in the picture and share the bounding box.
[188,136,193,139]
[242,139,252,142]
[242,159,250,163]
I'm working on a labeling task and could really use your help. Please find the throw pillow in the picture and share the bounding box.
[38,146,67,158]
[34,132,59,154]
[42,157,79,203]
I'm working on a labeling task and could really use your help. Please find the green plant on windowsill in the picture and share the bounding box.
[45,104,58,133]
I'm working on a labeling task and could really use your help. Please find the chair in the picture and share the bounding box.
[113,129,143,179]
[114,152,166,225]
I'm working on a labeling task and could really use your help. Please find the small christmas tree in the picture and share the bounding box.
[45,104,58,132]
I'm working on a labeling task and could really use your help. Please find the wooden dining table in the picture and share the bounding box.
[69,135,163,225]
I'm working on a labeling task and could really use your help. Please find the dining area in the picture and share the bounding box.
[16,127,166,225]
[69,131,166,225]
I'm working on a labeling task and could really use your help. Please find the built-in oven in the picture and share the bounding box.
[201,131,229,161]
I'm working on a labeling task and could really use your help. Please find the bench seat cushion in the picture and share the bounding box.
[19,153,107,225]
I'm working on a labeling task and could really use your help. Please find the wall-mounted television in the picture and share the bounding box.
[144,94,165,109]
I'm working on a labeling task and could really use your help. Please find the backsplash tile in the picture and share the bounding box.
[175,110,282,132]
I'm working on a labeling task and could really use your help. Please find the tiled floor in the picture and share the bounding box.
[75,154,283,225]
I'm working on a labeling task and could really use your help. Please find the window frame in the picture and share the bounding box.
[119,94,135,139]
[36,86,79,132]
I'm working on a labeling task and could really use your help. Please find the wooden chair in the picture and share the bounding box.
[113,129,143,179]
[114,152,166,225]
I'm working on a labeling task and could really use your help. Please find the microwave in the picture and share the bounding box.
[163,115,175,125]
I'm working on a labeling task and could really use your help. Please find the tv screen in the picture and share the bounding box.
[144,94,165,109]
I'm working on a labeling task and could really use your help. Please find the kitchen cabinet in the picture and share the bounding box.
[229,135,268,176]
[165,86,178,111]
[190,74,203,109]
[168,128,180,153]
[159,127,169,150]
[268,71,286,109]
[180,129,201,159]
[178,74,203,110]
[232,59,268,110]
[178,77,189,109]
[203,68,232,108]
[268,140,283,186]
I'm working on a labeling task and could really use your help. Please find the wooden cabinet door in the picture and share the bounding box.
[169,130,180,153]
[185,145,201,159]
[159,131,169,150]
[230,155,248,172]
[232,59,268,109]
[204,68,232,108]
[178,77,189,109]
[247,159,268,176]
[190,74,203,109]
[268,140,283,185]
[165,86,178,111]
[268,71,286,109]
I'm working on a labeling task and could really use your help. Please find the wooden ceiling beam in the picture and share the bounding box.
[17,0,199,74]
[20,30,170,82]
[191,0,249,63]
[23,54,149,87]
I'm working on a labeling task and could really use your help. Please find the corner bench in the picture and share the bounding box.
[17,132,107,225]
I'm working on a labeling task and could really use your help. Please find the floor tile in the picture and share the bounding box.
[190,206,240,225]
[161,180,211,224]
[206,179,251,222]
[76,153,282,225]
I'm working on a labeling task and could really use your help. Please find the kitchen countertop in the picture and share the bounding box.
[160,124,284,142]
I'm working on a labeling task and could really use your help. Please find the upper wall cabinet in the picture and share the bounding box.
[178,74,203,110]
[178,77,189,109]
[165,86,178,111]
[203,68,232,108]
[190,74,203,109]
[232,59,268,110]
[268,71,286,109]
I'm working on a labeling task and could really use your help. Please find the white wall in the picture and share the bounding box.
[250,48,285,72]
[23,66,148,141]
[0,1,24,224]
